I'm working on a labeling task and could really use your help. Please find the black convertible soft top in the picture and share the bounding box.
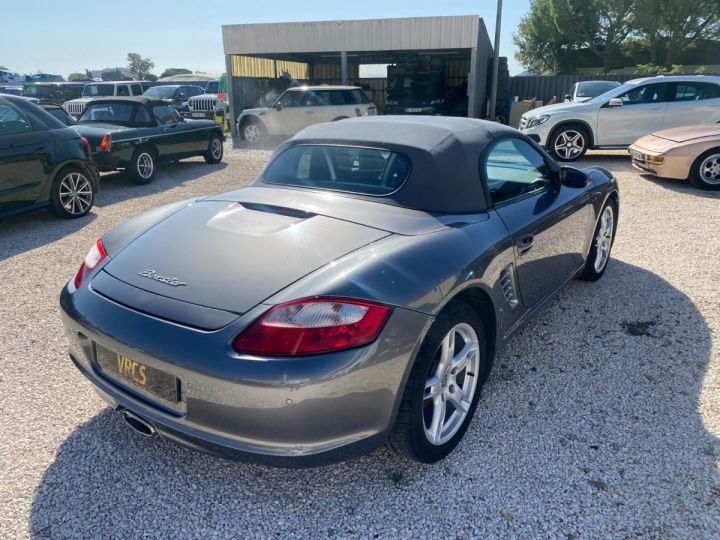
[259,116,521,213]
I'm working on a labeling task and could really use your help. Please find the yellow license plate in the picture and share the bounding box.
[116,354,148,386]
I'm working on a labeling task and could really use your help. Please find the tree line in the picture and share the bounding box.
[514,0,720,74]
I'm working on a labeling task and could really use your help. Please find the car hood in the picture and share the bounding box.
[100,199,391,314]
[651,124,720,143]
[522,101,593,118]
[240,107,271,116]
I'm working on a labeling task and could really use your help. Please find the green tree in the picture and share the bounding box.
[514,0,580,73]
[159,67,192,79]
[127,52,155,80]
[67,72,87,81]
[101,69,125,81]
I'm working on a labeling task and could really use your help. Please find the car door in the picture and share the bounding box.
[487,138,593,307]
[152,104,188,158]
[0,101,52,214]
[662,81,720,129]
[596,82,669,146]
[267,90,306,135]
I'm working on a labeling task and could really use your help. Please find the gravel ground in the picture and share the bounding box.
[1,143,719,539]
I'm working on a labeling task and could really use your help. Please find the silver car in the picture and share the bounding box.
[60,116,619,465]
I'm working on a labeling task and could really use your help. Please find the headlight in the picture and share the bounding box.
[525,114,550,129]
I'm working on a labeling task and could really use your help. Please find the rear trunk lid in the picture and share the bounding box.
[101,200,390,314]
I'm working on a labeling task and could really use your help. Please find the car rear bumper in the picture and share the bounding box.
[59,282,429,465]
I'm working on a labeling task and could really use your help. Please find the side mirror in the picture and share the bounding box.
[564,94,572,101]
[558,166,589,188]
[274,102,283,111]
[607,97,623,108]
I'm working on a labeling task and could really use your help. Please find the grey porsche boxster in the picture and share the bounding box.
[60,116,619,465]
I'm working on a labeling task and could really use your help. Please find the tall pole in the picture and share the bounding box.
[488,0,503,120]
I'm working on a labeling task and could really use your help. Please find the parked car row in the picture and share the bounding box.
[519,75,720,190]
[0,93,225,220]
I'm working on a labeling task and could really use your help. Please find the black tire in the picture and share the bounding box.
[48,165,95,219]
[549,124,590,162]
[128,147,157,185]
[579,197,618,281]
[688,148,720,191]
[241,119,265,145]
[387,301,488,463]
[204,133,224,164]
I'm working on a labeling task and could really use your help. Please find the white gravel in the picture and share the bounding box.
[1,145,718,538]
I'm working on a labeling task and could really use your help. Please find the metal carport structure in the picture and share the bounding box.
[221,16,494,136]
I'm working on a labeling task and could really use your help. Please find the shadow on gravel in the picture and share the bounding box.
[231,135,285,151]
[29,261,719,537]
[0,212,97,262]
[95,161,228,209]
[642,175,720,199]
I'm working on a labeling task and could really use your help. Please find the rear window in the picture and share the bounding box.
[264,145,411,196]
[79,103,135,124]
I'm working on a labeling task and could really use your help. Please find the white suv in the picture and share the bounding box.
[62,81,149,118]
[520,75,720,161]
[236,86,377,143]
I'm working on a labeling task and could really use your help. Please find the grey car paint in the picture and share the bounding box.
[60,116,618,465]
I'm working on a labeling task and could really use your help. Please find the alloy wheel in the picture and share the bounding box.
[554,130,585,160]
[423,323,481,446]
[211,138,223,159]
[58,172,93,216]
[699,154,720,185]
[244,124,261,143]
[594,205,614,272]
[137,153,154,179]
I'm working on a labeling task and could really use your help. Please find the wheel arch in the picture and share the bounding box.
[549,120,595,149]
[238,114,266,137]
[449,287,498,372]
[42,159,98,200]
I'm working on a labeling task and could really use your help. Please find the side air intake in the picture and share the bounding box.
[500,264,520,308]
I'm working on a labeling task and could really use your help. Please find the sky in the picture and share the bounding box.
[0,0,530,78]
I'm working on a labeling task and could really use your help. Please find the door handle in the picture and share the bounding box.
[517,235,535,256]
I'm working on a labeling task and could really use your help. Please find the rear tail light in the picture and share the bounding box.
[74,238,108,289]
[232,297,392,356]
[99,133,111,152]
[80,136,92,158]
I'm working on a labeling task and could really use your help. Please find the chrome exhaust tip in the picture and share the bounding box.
[122,410,156,437]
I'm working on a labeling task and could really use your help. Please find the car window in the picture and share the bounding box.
[672,82,720,101]
[617,83,665,105]
[264,145,411,196]
[79,103,135,124]
[131,84,143,96]
[484,138,552,205]
[83,84,115,97]
[0,102,33,135]
[295,92,320,107]
[350,89,371,104]
[116,85,130,97]
[276,91,302,108]
[153,104,176,124]
[134,106,153,124]
[206,81,219,94]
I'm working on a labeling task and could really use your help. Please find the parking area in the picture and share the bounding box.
[1,145,719,537]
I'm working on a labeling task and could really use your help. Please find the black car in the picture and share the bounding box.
[73,97,224,184]
[23,82,86,105]
[0,95,99,219]
[40,104,76,126]
[143,85,204,108]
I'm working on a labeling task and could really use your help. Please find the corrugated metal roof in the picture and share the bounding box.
[222,16,481,55]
